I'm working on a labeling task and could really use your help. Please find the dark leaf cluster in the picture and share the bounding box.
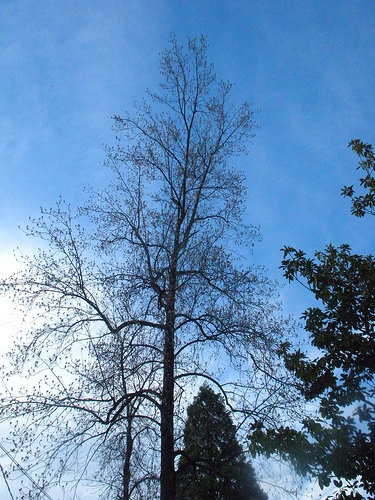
[249,140,375,499]
[177,385,267,500]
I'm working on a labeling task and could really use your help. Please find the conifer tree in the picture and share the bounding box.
[177,385,268,500]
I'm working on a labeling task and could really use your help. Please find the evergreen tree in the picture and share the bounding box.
[177,384,267,500]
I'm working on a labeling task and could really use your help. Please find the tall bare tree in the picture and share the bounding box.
[0,36,298,500]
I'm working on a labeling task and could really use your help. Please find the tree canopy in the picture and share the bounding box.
[249,140,375,500]
[177,384,267,500]
[0,36,296,500]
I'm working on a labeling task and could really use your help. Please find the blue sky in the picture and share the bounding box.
[1,1,374,296]
[0,0,374,497]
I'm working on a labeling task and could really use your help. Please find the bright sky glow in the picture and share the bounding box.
[0,1,374,498]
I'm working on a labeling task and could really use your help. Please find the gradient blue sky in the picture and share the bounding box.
[1,1,374,304]
[0,0,374,497]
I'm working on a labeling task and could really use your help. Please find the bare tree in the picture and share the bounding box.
[1,205,160,499]
[0,36,298,500]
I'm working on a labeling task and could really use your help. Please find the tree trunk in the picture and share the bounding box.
[160,259,177,500]
[122,411,133,500]
[160,317,175,500]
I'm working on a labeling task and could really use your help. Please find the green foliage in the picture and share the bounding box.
[342,139,375,217]
[281,244,375,408]
[249,141,375,500]
[279,243,375,498]
[177,384,267,500]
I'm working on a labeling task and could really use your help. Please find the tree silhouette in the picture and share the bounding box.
[177,385,268,500]
[249,140,375,500]
[0,36,297,500]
